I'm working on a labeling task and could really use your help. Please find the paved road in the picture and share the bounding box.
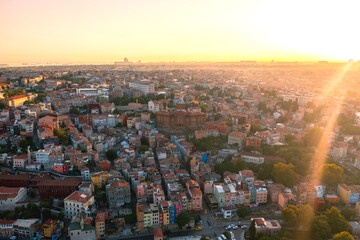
[183,198,248,240]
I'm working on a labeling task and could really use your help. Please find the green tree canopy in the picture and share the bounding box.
[333,231,355,240]
[304,127,323,147]
[272,162,298,187]
[176,211,191,228]
[340,208,357,221]
[250,124,262,134]
[281,205,298,227]
[326,207,350,234]
[320,164,343,186]
[311,215,332,240]
[248,220,256,240]
[105,149,117,161]
[69,107,80,115]
[237,206,250,218]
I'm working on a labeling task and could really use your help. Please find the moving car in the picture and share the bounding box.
[195,227,202,231]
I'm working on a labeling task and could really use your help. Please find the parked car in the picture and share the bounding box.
[241,224,248,229]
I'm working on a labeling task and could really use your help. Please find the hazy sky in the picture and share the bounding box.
[1,0,359,65]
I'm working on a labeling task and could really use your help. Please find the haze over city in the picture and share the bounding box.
[1,1,360,240]
[1,0,360,66]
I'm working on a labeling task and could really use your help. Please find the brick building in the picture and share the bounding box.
[38,177,82,199]
[156,111,207,130]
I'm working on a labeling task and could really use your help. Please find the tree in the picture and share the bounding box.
[297,204,314,226]
[304,127,323,147]
[341,208,357,221]
[234,158,246,172]
[0,102,7,109]
[333,231,355,240]
[250,124,262,134]
[105,150,117,161]
[321,164,343,186]
[139,145,149,152]
[281,205,298,227]
[326,207,350,234]
[248,220,256,240]
[54,129,70,146]
[276,116,288,124]
[311,216,332,240]
[272,163,298,187]
[141,137,149,146]
[176,211,191,228]
[69,107,80,115]
[237,206,250,218]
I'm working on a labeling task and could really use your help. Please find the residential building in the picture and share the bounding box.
[251,218,281,238]
[68,213,96,240]
[338,184,359,205]
[129,81,155,94]
[0,187,27,210]
[91,172,109,188]
[106,179,131,208]
[64,191,95,219]
[228,132,246,146]
[13,219,41,239]
[95,213,105,240]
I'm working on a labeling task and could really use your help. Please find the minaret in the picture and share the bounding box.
[27,146,31,164]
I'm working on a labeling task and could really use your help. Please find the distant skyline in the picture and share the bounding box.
[1,0,359,66]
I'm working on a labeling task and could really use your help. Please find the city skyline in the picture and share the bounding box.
[1,0,359,66]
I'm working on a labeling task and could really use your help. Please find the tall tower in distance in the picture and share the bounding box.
[124,57,129,63]
[27,146,31,164]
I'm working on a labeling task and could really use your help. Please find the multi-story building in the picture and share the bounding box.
[256,187,268,205]
[338,184,359,205]
[64,191,95,219]
[136,203,146,232]
[38,178,82,199]
[91,172,109,188]
[129,81,155,95]
[156,111,207,130]
[76,88,100,97]
[0,187,27,210]
[13,219,41,239]
[54,163,72,174]
[2,94,35,108]
[106,179,131,208]
[35,149,50,164]
[228,132,246,146]
[186,180,202,211]
[95,213,105,240]
[13,154,28,169]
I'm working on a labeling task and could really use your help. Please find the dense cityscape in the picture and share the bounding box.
[0,61,359,240]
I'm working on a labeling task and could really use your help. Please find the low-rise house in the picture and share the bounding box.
[0,220,15,236]
[251,218,281,238]
[68,213,96,240]
[13,219,41,239]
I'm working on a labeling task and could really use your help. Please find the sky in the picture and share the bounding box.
[0,0,359,65]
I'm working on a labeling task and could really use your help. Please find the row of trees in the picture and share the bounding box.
[282,205,352,240]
